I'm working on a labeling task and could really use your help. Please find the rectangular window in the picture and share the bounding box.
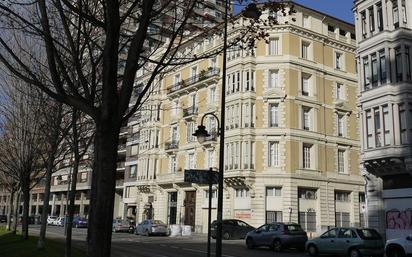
[303,144,312,169]
[396,47,403,82]
[303,15,310,28]
[379,51,387,83]
[336,52,343,70]
[302,41,310,59]
[243,142,249,169]
[191,66,197,77]
[188,153,195,169]
[269,69,279,88]
[130,165,137,178]
[235,188,249,198]
[371,54,378,86]
[338,149,345,173]
[361,11,367,37]
[336,83,343,100]
[269,104,279,127]
[251,142,255,169]
[374,108,382,147]
[399,104,407,143]
[335,191,351,202]
[268,142,279,167]
[187,122,196,142]
[363,57,370,89]
[170,156,177,173]
[268,38,279,55]
[302,74,310,96]
[402,0,407,23]
[209,86,216,104]
[266,211,282,223]
[394,1,400,28]
[337,114,344,136]
[207,150,214,168]
[266,187,282,196]
[244,70,255,91]
[303,107,311,130]
[299,211,316,232]
[406,46,411,80]
[369,7,375,32]
[205,189,217,199]
[335,212,350,227]
[366,110,373,148]
[383,106,391,145]
[377,3,383,31]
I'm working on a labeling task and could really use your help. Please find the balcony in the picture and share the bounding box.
[167,68,220,97]
[183,107,198,121]
[115,179,124,189]
[116,162,125,171]
[165,140,179,154]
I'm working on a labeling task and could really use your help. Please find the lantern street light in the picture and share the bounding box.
[193,2,261,257]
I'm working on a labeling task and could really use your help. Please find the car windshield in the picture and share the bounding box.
[356,229,381,240]
[286,224,303,231]
[153,220,165,225]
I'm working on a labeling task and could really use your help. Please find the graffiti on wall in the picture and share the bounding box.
[386,209,412,229]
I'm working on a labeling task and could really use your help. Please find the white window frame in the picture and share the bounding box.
[302,143,312,169]
[269,69,280,88]
[337,149,346,173]
[268,141,280,167]
[269,103,279,127]
[268,37,279,55]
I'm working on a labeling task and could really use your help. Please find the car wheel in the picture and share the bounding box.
[112,227,116,233]
[349,248,361,257]
[144,230,150,236]
[246,238,255,249]
[211,236,216,239]
[308,244,318,257]
[273,240,282,252]
[222,231,230,240]
[386,246,406,257]
[75,224,79,228]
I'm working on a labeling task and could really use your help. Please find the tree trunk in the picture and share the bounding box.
[21,181,30,240]
[66,109,80,257]
[12,192,20,235]
[6,190,15,231]
[87,122,120,257]
[37,162,53,249]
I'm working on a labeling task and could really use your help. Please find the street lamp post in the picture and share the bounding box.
[193,2,261,257]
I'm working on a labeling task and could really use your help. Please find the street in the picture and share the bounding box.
[30,225,304,257]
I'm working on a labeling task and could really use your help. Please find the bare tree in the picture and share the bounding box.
[37,102,71,249]
[0,1,291,255]
[0,76,46,240]
[0,163,19,232]
[65,108,94,257]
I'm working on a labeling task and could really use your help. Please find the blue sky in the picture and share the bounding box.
[234,1,355,24]
[294,0,354,24]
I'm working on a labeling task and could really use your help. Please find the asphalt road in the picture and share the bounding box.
[29,225,305,257]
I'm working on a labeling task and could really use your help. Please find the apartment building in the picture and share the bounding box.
[123,2,365,236]
[354,0,412,240]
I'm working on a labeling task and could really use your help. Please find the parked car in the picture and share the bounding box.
[0,215,7,223]
[245,222,307,251]
[306,227,384,257]
[47,216,57,225]
[135,220,168,236]
[385,234,412,257]
[211,219,255,240]
[112,219,130,233]
[54,217,65,226]
[72,216,88,228]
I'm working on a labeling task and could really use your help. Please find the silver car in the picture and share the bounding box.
[135,220,168,236]
[112,219,130,233]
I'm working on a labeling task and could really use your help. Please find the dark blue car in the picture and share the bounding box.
[73,216,88,228]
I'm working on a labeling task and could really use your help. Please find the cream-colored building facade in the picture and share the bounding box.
[122,2,365,236]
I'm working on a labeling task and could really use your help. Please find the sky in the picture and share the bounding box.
[234,0,355,24]
[294,0,354,24]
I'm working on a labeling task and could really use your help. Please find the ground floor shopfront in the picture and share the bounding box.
[123,173,365,237]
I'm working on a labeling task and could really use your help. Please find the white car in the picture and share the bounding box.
[47,216,57,225]
[385,234,412,257]
[53,217,65,226]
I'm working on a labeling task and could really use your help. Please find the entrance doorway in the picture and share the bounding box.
[184,191,196,230]
[168,192,177,224]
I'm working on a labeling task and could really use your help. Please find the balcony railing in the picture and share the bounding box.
[183,107,198,117]
[165,140,179,151]
[167,68,220,94]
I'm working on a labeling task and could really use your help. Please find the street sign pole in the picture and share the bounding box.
[207,168,213,257]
